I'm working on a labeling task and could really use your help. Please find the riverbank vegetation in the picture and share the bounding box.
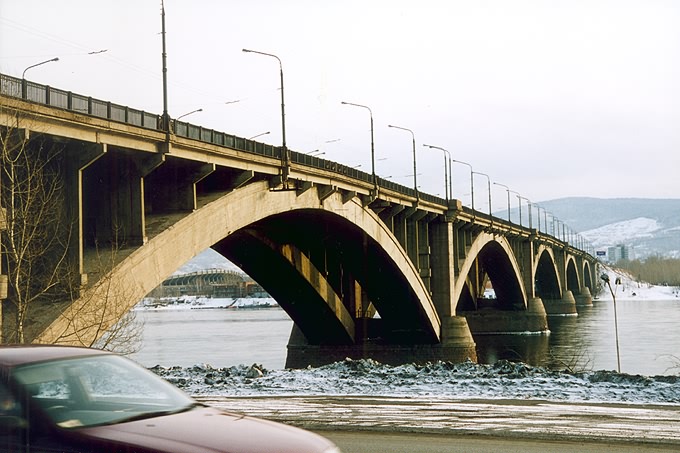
[616,257,680,287]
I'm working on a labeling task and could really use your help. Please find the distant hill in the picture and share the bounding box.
[539,198,680,259]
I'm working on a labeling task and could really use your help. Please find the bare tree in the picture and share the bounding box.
[52,235,144,354]
[0,112,71,343]
[0,106,142,352]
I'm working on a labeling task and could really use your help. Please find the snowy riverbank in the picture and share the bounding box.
[135,296,279,310]
[149,358,680,405]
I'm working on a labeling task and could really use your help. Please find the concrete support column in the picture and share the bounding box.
[65,143,107,283]
[417,218,430,291]
[406,216,419,272]
[429,221,456,317]
[574,286,593,306]
[439,316,478,362]
[392,211,407,250]
[520,241,536,298]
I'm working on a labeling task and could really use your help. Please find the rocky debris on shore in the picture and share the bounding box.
[148,358,680,404]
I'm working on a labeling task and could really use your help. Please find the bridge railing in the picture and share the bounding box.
[1,73,592,254]
[2,73,446,206]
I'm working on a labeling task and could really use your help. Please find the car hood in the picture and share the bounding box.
[75,406,334,453]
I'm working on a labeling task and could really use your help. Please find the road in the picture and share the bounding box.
[314,431,680,453]
[200,394,680,451]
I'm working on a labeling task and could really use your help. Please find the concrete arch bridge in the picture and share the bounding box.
[0,74,598,367]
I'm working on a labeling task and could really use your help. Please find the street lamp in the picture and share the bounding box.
[473,172,492,225]
[176,108,203,122]
[242,48,288,184]
[249,131,270,140]
[22,57,59,79]
[342,101,376,193]
[423,144,451,203]
[452,160,474,212]
[536,205,545,233]
[493,182,511,222]
[519,196,532,229]
[600,272,622,373]
[22,57,59,99]
[388,125,419,202]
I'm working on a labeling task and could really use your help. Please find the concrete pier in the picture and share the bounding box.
[285,316,477,368]
[543,290,578,316]
[574,287,594,306]
[462,297,549,335]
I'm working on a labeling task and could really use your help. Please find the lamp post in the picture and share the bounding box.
[22,57,59,80]
[519,196,532,229]
[176,108,202,122]
[173,108,202,134]
[388,125,419,202]
[493,182,511,222]
[161,0,169,140]
[600,272,622,373]
[423,144,451,203]
[473,172,492,228]
[248,131,270,140]
[21,57,59,99]
[554,217,562,240]
[342,102,377,193]
[536,205,544,233]
[509,189,521,226]
[452,160,474,212]
[242,48,288,184]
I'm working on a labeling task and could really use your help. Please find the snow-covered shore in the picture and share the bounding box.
[596,266,680,301]
[135,296,279,311]
[140,273,680,406]
[150,358,680,405]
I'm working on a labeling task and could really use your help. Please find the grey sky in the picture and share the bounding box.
[1,0,678,208]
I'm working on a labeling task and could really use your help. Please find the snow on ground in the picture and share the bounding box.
[596,265,680,301]
[135,296,278,310]
[150,358,680,405]
[582,217,661,248]
[141,274,680,406]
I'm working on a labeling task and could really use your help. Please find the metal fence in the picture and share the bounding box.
[0,73,442,205]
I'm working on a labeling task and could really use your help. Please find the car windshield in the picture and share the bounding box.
[11,354,196,429]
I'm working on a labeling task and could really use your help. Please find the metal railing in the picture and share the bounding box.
[0,73,594,255]
[1,73,443,204]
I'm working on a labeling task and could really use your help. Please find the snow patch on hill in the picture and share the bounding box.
[582,217,661,248]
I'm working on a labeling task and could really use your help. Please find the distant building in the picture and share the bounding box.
[607,244,632,263]
[147,269,270,298]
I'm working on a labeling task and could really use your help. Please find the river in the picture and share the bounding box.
[130,298,680,376]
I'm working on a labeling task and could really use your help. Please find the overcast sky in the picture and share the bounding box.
[1,0,679,209]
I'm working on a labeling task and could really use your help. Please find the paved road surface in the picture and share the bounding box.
[315,431,680,453]
[198,395,680,451]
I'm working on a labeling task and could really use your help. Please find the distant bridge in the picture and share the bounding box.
[0,74,598,366]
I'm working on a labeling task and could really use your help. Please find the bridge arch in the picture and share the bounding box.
[37,181,440,346]
[565,256,581,293]
[454,232,527,311]
[583,260,595,291]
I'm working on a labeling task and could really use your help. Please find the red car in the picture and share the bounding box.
[0,345,340,453]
